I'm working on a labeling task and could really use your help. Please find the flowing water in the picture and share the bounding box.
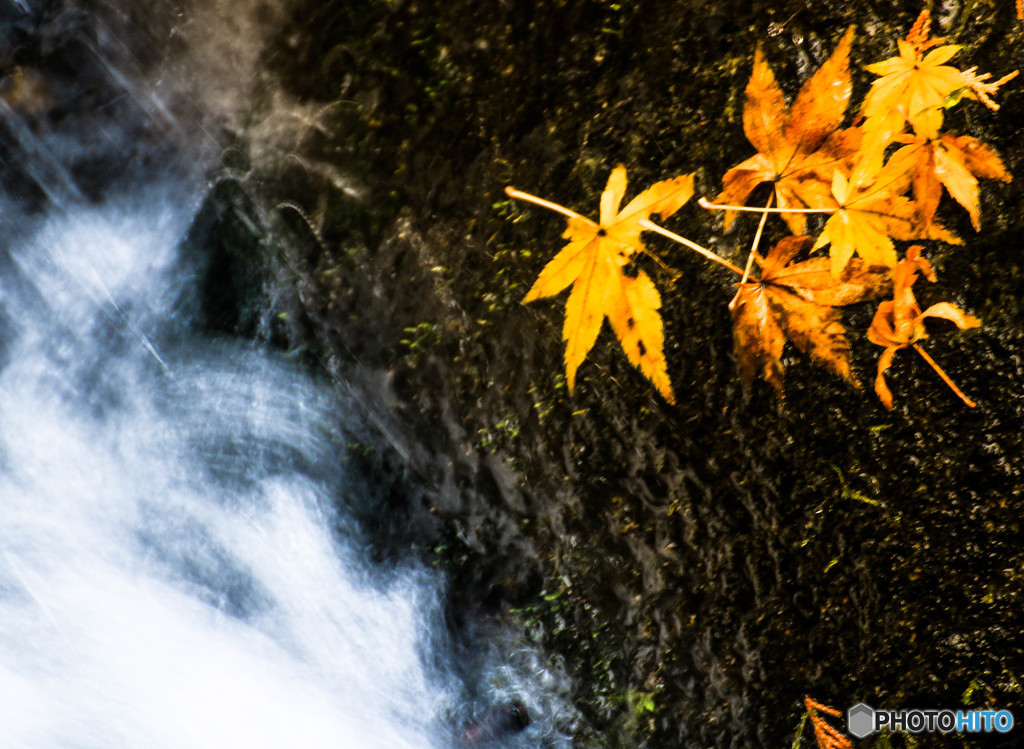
[0,3,566,746]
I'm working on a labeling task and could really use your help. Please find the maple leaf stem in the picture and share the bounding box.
[729,193,774,311]
[504,186,595,224]
[638,219,745,276]
[698,197,836,215]
[745,193,774,283]
[911,343,977,407]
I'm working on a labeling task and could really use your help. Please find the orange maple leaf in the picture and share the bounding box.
[717,27,859,235]
[867,245,980,409]
[732,235,890,400]
[804,698,853,749]
[891,127,1012,231]
[812,138,960,277]
[507,166,695,402]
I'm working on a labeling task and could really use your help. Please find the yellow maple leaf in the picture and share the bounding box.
[717,27,858,235]
[860,10,966,138]
[861,9,1017,140]
[508,166,694,402]
[862,42,964,138]
[812,138,960,277]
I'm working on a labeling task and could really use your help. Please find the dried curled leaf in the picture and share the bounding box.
[732,235,890,400]
[867,246,981,408]
[513,166,694,402]
[717,26,859,235]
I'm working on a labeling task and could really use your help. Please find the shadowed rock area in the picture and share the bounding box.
[12,0,1018,746]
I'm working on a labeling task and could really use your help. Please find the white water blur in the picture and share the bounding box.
[0,0,449,744]
[0,193,448,747]
[0,2,575,745]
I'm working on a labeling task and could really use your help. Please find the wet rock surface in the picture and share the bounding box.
[241,0,1024,746]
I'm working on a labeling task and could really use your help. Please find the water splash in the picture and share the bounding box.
[0,192,448,747]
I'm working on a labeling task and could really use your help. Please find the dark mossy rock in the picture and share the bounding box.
[216,0,1024,745]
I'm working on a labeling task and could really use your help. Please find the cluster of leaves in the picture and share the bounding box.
[505,9,1015,409]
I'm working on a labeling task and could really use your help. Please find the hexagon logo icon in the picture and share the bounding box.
[848,703,875,738]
